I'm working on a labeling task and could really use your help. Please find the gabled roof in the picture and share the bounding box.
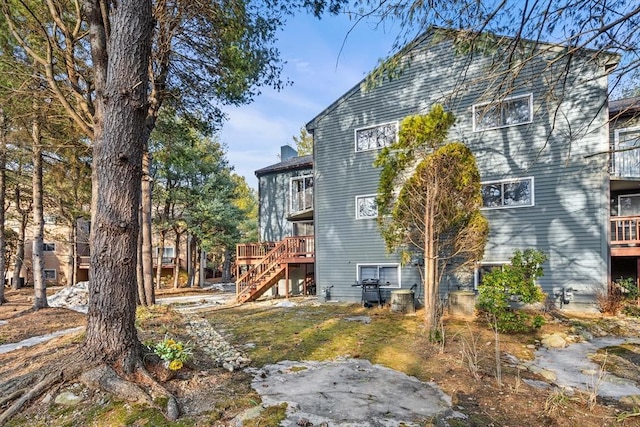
[609,96,640,117]
[255,154,313,177]
[305,27,619,132]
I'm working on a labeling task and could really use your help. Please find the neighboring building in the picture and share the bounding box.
[239,28,625,310]
[6,217,187,287]
[5,216,91,287]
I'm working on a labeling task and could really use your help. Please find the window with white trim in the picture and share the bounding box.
[481,177,534,209]
[473,94,533,131]
[44,215,56,225]
[356,195,378,219]
[474,263,506,289]
[155,247,175,264]
[44,269,57,280]
[290,175,313,214]
[355,122,398,152]
[43,243,56,252]
[358,264,401,288]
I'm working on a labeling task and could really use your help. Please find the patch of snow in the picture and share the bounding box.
[275,300,296,308]
[0,327,84,354]
[48,281,89,313]
[528,336,640,399]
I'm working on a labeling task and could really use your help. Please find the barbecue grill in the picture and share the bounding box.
[354,278,383,307]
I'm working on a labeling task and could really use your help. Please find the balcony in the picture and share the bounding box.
[610,135,640,179]
[611,215,640,256]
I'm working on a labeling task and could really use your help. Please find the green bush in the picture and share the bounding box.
[477,249,547,333]
[613,277,638,299]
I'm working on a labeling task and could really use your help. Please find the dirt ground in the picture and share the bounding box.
[1,286,640,426]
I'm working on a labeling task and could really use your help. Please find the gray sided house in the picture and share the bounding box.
[238,29,628,310]
[304,29,615,309]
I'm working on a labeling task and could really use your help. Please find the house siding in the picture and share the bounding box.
[310,34,610,306]
[258,167,313,242]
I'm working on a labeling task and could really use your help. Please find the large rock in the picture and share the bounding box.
[541,333,567,349]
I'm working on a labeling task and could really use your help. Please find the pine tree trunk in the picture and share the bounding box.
[32,115,48,310]
[186,235,194,287]
[193,244,201,288]
[155,232,165,291]
[0,109,6,304]
[11,212,26,290]
[65,222,76,286]
[222,248,232,282]
[141,150,154,304]
[83,0,153,370]
[173,232,181,288]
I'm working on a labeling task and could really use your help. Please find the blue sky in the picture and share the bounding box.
[220,12,397,189]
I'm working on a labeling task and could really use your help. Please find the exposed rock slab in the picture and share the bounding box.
[249,358,452,427]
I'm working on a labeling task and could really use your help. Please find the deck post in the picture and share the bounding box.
[285,264,290,298]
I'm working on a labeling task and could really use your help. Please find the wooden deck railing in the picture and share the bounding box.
[77,255,182,268]
[236,241,277,263]
[611,215,640,245]
[236,236,314,302]
[78,256,90,268]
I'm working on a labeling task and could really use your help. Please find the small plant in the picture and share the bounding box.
[614,277,639,299]
[544,387,570,417]
[585,352,608,410]
[152,335,192,371]
[459,323,482,379]
[476,249,547,333]
[623,304,640,317]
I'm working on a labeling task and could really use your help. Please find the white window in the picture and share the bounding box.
[43,243,56,252]
[290,175,313,214]
[613,127,640,178]
[473,94,533,131]
[481,177,534,209]
[44,269,57,280]
[44,215,56,225]
[355,122,398,152]
[618,194,640,216]
[356,195,378,219]
[474,263,506,290]
[155,247,175,263]
[161,247,175,258]
[357,264,401,288]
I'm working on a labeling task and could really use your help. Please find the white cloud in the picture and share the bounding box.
[221,13,395,188]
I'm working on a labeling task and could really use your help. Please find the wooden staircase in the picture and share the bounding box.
[236,236,314,303]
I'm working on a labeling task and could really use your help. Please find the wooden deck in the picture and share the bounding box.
[236,236,315,303]
[611,215,640,256]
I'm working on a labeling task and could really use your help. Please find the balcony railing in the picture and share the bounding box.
[611,215,640,245]
[77,255,181,268]
[236,242,277,263]
[611,148,640,178]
